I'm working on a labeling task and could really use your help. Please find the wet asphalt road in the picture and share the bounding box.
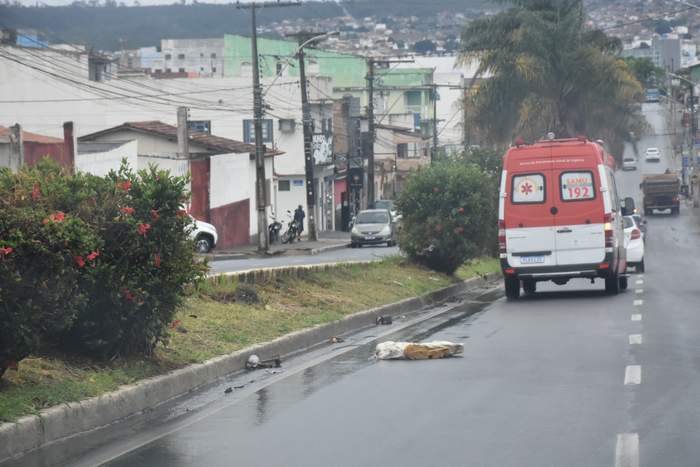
[208,245,400,275]
[72,103,700,467]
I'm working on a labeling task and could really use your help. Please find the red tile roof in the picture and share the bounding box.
[0,126,64,144]
[78,121,282,157]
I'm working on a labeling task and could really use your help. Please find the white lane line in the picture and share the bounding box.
[615,433,639,467]
[624,365,642,385]
[635,289,644,294]
[636,280,644,285]
[629,334,643,345]
[633,300,643,306]
[631,314,642,321]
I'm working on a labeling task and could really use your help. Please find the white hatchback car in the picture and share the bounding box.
[623,216,645,272]
[189,216,218,253]
[645,147,661,162]
[622,155,637,170]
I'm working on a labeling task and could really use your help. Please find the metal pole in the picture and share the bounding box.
[366,58,375,207]
[238,0,300,252]
[297,43,317,241]
[432,84,438,162]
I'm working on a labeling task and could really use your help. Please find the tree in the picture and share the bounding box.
[458,0,646,159]
[414,39,436,55]
[623,57,665,89]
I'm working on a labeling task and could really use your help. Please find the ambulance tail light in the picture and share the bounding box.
[498,220,507,254]
[604,213,614,248]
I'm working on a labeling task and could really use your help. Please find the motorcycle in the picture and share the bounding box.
[281,210,299,244]
[268,217,283,244]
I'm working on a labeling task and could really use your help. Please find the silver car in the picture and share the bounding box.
[350,209,397,248]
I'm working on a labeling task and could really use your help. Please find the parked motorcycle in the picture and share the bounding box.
[281,210,299,244]
[268,217,283,244]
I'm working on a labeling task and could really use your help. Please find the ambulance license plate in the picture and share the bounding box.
[520,255,545,265]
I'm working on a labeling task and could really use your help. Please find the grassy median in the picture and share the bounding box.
[0,256,498,422]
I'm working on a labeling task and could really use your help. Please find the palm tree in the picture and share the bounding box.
[459,0,646,158]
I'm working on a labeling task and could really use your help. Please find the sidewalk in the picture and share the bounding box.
[203,231,351,261]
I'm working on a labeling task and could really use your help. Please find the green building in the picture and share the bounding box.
[223,35,436,134]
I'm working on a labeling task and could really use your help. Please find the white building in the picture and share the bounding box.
[159,38,224,78]
[0,44,335,240]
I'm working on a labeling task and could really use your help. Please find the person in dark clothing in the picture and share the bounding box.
[293,205,305,240]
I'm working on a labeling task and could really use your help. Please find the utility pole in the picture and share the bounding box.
[288,31,337,242]
[365,57,413,206]
[431,84,438,162]
[8,124,24,173]
[237,0,300,252]
[366,58,376,206]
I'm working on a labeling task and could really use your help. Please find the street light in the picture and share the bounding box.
[287,31,339,242]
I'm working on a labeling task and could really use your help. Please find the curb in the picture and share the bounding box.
[204,242,350,262]
[0,274,500,467]
[207,260,374,281]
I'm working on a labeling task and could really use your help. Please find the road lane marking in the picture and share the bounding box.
[624,365,642,385]
[631,314,642,321]
[633,300,643,306]
[636,280,644,285]
[635,289,644,294]
[629,334,642,345]
[615,433,639,467]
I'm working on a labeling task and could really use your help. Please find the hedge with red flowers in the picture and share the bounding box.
[0,160,205,378]
[396,159,498,275]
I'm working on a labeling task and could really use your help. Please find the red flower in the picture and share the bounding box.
[117,180,132,192]
[48,211,65,223]
[86,250,100,261]
[42,218,50,225]
[150,209,160,220]
[74,256,85,268]
[31,183,41,201]
[433,187,440,193]
[0,246,13,256]
[170,319,181,330]
[120,207,135,215]
[121,287,135,302]
[137,223,151,237]
[458,207,465,214]
[154,253,161,268]
[176,209,188,218]
[454,226,465,235]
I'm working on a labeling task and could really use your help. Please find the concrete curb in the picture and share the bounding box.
[207,260,374,281]
[0,274,499,467]
[204,242,350,262]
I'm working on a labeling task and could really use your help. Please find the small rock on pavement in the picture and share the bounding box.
[224,387,233,394]
[376,316,393,325]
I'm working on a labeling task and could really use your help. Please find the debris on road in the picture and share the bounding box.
[224,387,233,394]
[246,354,282,370]
[329,336,345,344]
[375,341,464,360]
[376,316,393,325]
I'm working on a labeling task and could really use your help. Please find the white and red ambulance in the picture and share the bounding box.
[498,137,627,299]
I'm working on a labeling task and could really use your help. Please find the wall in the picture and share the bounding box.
[223,35,366,87]
[273,174,307,233]
[209,152,251,247]
[24,142,68,168]
[161,38,224,77]
[76,140,138,176]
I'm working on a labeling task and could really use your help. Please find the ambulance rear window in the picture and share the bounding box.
[560,171,596,201]
[511,173,545,204]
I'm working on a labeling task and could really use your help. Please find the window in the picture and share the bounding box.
[154,69,162,74]
[165,68,172,73]
[357,211,389,224]
[278,180,291,191]
[243,119,274,144]
[405,90,422,107]
[512,173,545,204]
[164,53,172,60]
[200,52,204,58]
[321,118,332,135]
[397,143,408,159]
[560,171,595,201]
[210,52,217,59]
[200,67,204,71]
[178,68,186,73]
[212,67,217,73]
[178,53,185,60]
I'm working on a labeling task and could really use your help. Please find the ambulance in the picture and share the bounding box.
[498,136,627,299]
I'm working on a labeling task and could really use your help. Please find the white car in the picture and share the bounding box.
[189,216,218,253]
[645,147,661,162]
[623,215,645,272]
[622,156,637,171]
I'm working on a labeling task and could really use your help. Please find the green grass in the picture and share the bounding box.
[0,256,498,422]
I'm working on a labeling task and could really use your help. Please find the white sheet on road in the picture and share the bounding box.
[375,341,464,360]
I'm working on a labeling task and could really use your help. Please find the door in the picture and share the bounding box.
[551,168,606,265]
[505,170,557,268]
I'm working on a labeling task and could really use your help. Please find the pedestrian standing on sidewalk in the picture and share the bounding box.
[294,205,305,241]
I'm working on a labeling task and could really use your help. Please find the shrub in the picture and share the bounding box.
[0,161,99,377]
[0,160,206,377]
[66,165,207,358]
[396,160,498,274]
